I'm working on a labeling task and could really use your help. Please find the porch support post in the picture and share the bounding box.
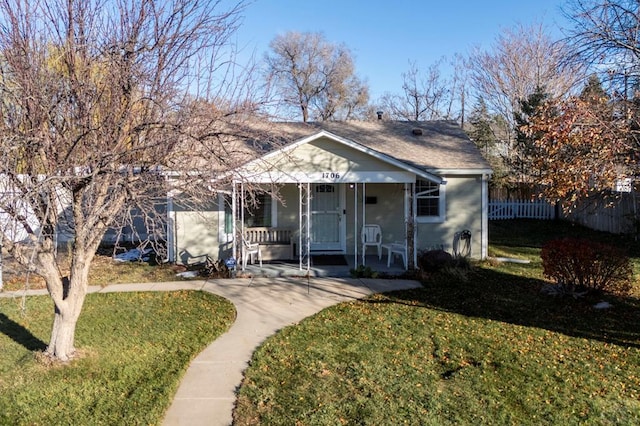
[305,182,310,272]
[231,182,237,267]
[354,183,358,267]
[240,182,246,271]
[405,182,415,269]
[298,183,310,273]
[361,182,366,265]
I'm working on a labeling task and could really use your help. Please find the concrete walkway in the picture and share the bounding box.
[1,276,422,426]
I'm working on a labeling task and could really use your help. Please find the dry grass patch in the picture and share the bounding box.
[1,252,186,292]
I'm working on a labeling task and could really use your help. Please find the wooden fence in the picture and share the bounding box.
[561,194,637,235]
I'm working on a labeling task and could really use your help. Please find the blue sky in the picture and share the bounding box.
[233,0,569,100]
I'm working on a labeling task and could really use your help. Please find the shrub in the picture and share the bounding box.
[541,238,633,296]
[418,249,473,282]
[417,249,453,272]
[349,265,379,278]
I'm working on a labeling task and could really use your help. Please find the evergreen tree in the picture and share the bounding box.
[468,97,496,156]
[512,86,549,182]
[467,97,511,189]
[580,74,608,102]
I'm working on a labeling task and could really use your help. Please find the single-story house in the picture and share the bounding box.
[166,120,492,272]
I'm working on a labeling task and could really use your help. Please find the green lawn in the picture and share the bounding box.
[1,219,639,425]
[0,291,235,425]
[234,219,640,425]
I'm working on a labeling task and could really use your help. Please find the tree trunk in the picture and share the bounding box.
[44,258,91,362]
[46,303,83,361]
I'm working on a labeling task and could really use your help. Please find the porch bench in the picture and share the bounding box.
[245,227,294,261]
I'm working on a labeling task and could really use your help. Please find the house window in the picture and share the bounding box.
[244,192,273,228]
[415,179,445,222]
[219,191,276,243]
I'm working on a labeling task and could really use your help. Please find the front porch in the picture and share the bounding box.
[239,254,408,278]
[234,180,418,274]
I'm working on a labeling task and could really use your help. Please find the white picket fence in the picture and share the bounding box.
[489,199,556,220]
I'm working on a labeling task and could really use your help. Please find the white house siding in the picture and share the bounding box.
[1,181,159,247]
[416,175,484,257]
[172,201,222,265]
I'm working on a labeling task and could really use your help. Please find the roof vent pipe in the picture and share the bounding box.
[376,110,383,120]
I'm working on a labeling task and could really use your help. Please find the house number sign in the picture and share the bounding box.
[321,172,341,179]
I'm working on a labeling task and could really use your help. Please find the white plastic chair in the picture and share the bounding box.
[361,224,382,264]
[241,234,262,270]
[385,241,407,268]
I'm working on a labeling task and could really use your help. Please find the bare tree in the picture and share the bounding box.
[563,0,640,104]
[446,53,471,126]
[380,60,446,121]
[468,22,582,138]
[265,31,369,122]
[0,0,259,362]
[313,73,370,121]
[378,57,468,123]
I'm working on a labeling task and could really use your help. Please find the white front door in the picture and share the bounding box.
[311,183,344,251]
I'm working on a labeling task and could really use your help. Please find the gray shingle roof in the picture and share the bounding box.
[259,120,492,173]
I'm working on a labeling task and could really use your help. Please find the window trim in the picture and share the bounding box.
[414,179,446,223]
[218,193,233,243]
[219,192,278,242]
